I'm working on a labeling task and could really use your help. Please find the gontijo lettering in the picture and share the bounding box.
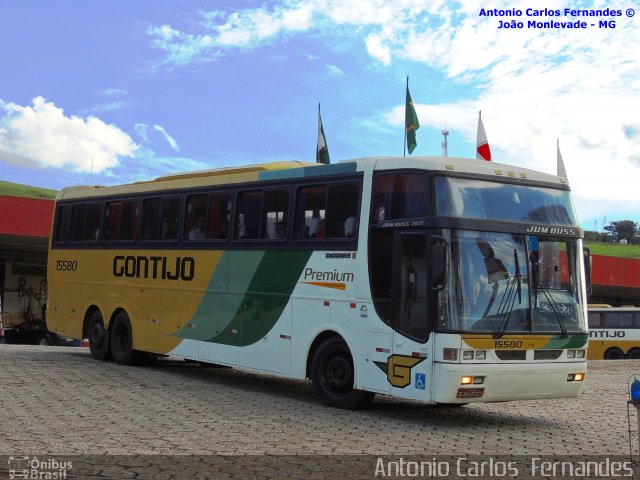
[113,255,195,281]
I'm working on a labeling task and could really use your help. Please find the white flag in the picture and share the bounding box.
[557,138,568,182]
[476,110,491,161]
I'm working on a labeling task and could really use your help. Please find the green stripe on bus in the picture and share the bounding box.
[173,250,312,346]
[544,334,589,349]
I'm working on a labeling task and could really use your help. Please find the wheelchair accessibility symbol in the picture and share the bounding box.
[415,373,426,390]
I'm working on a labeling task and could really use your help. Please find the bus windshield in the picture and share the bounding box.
[435,177,578,225]
[437,230,587,334]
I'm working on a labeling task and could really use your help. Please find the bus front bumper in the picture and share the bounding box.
[433,361,587,404]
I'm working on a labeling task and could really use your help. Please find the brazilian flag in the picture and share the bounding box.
[405,84,420,155]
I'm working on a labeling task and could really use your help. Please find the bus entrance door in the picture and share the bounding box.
[389,231,432,401]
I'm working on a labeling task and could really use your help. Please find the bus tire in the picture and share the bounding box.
[88,310,111,361]
[110,311,144,366]
[627,348,640,360]
[311,337,375,409]
[604,348,624,360]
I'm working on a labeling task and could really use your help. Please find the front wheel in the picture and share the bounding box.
[88,310,111,361]
[311,337,375,409]
[110,311,144,366]
[38,337,50,346]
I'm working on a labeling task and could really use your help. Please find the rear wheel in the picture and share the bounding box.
[311,337,375,409]
[627,348,640,360]
[88,310,111,361]
[38,337,50,346]
[604,347,624,360]
[110,311,144,366]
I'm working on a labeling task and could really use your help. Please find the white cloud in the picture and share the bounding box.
[325,63,344,78]
[0,97,138,173]
[153,124,180,152]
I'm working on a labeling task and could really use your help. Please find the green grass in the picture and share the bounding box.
[585,242,640,259]
[0,180,57,199]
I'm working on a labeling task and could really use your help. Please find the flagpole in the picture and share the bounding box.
[403,76,408,158]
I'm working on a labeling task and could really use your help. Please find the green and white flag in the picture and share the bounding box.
[316,104,330,164]
[405,80,420,155]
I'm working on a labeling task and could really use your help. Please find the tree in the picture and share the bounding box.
[584,230,610,243]
[603,220,639,244]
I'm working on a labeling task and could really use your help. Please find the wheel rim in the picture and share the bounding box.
[39,338,48,346]
[324,356,353,393]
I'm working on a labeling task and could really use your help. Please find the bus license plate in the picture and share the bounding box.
[457,388,484,399]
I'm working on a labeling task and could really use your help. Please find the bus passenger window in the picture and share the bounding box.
[262,189,289,239]
[236,191,261,239]
[53,205,69,243]
[160,197,180,240]
[326,183,359,238]
[296,186,326,239]
[70,203,101,242]
[588,312,602,328]
[207,194,231,240]
[119,201,138,240]
[184,195,208,241]
[141,198,160,241]
[103,202,120,241]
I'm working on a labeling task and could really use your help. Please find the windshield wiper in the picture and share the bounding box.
[533,282,569,337]
[493,249,523,339]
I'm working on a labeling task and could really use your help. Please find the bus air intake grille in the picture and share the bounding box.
[495,350,527,361]
[534,350,562,360]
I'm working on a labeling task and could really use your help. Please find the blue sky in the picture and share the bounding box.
[1,0,639,230]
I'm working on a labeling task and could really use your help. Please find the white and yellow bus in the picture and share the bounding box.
[588,306,640,359]
[47,156,588,408]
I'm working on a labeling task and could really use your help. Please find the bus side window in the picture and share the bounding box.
[325,183,359,238]
[83,204,102,241]
[160,197,180,240]
[588,312,602,328]
[102,202,120,241]
[141,198,160,241]
[184,194,208,241]
[236,191,261,239]
[296,186,326,239]
[53,205,70,243]
[620,313,633,328]
[604,312,619,327]
[119,201,139,240]
[207,194,231,240]
[262,189,289,239]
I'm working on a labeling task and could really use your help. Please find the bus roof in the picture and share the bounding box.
[56,156,568,201]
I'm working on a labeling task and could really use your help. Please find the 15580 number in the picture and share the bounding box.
[494,340,523,349]
[56,260,78,271]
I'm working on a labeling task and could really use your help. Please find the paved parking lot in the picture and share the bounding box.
[0,345,638,478]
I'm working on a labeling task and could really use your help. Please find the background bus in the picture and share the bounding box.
[47,156,588,408]
[588,306,640,359]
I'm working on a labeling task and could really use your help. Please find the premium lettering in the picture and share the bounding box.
[303,268,354,283]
